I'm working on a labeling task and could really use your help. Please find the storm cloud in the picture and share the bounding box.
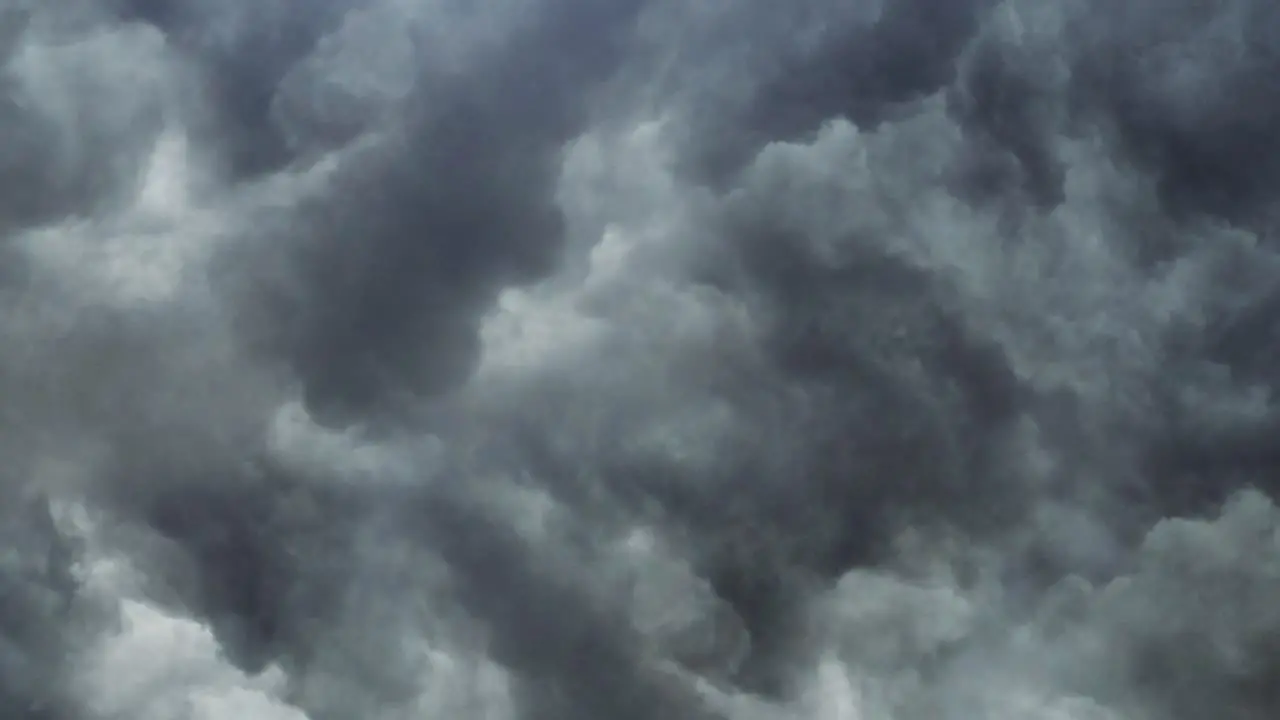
[1,0,1279,718]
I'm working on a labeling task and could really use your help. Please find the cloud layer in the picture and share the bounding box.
[1,0,1279,718]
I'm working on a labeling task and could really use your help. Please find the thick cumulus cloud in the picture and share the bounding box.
[2,0,1280,718]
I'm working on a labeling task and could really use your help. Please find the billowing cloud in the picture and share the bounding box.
[0,0,1278,718]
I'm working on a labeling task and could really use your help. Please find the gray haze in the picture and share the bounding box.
[1,0,1279,718]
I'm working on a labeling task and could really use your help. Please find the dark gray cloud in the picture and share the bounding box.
[1,0,1279,718]
[215,0,648,424]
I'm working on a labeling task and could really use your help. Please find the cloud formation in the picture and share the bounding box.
[1,0,1279,718]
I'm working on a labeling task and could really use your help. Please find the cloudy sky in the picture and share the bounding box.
[2,0,1279,718]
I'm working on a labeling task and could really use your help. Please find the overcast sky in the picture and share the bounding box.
[1,1,1279,718]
